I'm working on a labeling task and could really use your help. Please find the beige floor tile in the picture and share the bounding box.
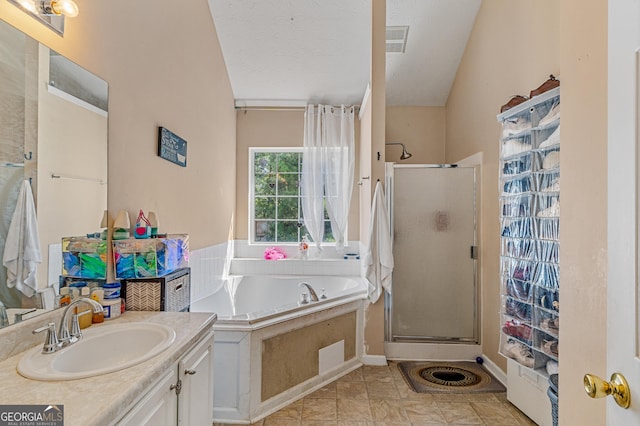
[430,392,470,402]
[369,399,410,423]
[302,398,337,421]
[263,419,300,426]
[336,421,374,426]
[465,392,502,402]
[396,387,438,402]
[337,399,372,421]
[471,401,519,425]
[362,365,394,382]
[307,382,337,399]
[265,398,303,421]
[337,381,369,400]
[300,422,338,426]
[366,381,400,399]
[338,368,365,382]
[402,400,447,424]
[503,402,537,425]
[436,401,484,424]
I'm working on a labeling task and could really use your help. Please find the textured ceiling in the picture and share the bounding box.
[209,0,481,107]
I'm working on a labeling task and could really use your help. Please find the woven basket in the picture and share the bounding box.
[122,267,190,312]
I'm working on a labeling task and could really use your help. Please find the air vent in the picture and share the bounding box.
[386,26,409,53]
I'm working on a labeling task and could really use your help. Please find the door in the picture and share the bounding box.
[607,0,640,423]
[179,331,214,426]
[388,165,477,342]
[117,369,178,426]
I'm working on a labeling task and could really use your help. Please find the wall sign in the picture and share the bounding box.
[158,127,187,167]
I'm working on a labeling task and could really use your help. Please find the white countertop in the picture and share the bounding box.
[0,311,216,426]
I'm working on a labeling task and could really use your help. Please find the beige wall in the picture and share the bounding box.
[385,106,446,164]
[235,109,360,243]
[557,0,607,424]
[447,1,608,423]
[446,0,560,373]
[0,0,237,251]
[363,0,387,357]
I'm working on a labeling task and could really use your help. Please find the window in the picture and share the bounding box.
[250,148,334,243]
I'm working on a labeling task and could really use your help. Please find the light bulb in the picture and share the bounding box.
[51,0,78,17]
[18,0,38,13]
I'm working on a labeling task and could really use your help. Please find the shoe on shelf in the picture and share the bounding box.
[542,339,559,357]
[503,339,535,368]
[546,360,559,375]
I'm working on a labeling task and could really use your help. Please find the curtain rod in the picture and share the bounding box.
[235,105,360,112]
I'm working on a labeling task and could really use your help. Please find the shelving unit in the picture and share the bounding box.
[497,87,560,378]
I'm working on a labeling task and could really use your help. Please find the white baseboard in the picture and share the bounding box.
[361,354,388,366]
[384,341,482,361]
[480,353,507,386]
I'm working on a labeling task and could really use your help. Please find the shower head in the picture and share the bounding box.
[386,142,413,160]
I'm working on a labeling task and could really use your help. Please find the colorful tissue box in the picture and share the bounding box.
[113,234,189,279]
[61,237,107,279]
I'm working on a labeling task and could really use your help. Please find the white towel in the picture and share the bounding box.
[363,181,394,303]
[2,180,42,297]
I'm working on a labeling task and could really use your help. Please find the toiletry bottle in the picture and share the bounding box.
[299,235,309,260]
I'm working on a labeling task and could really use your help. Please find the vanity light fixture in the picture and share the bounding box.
[41,0,79,17]
[8,0,79,35]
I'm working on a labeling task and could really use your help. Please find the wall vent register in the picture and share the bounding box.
[496,87,560,378]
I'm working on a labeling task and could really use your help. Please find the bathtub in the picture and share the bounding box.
[190,274,367,424]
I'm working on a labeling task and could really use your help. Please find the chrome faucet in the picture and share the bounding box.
[299,282,319,302]
[32,298,103,354]
[58,298,103,347]
[14,308,36,323]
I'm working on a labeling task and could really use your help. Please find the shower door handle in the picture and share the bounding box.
[470,246,478,259]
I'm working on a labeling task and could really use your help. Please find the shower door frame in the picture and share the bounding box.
[384,163,479,344]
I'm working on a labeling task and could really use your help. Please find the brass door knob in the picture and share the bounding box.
[584,372,631,409]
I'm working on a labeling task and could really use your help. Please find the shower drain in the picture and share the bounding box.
[418,366,481,387]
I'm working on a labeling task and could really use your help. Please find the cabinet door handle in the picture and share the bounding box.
[184,369,196,375]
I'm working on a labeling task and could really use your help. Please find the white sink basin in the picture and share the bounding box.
[18,322,176,381]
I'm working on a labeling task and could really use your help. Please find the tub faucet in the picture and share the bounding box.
[299,282,319,302]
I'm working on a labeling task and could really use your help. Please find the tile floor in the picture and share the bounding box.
[217,362,538,426]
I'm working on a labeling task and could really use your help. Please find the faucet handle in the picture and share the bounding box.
[14,308,37,323]
[32,323,59,354]
[70,310,92,340]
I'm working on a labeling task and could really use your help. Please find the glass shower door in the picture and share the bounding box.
[389,165,477,343]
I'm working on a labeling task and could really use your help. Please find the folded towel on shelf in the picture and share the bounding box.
[363,181,394,304]
[2,180,42,297]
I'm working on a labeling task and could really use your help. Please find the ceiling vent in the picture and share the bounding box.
[386,26,409,53]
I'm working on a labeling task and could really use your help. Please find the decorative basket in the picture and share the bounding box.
[121,267,190,312]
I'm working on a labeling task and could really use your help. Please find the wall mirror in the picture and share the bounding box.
[0,17,108,328]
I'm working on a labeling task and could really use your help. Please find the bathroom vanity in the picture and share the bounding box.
[0,311,216,426]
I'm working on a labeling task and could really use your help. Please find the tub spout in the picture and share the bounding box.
[299,282,319,302]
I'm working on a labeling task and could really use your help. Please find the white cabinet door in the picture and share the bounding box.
[179,331,214,426]
[117,369,178,426]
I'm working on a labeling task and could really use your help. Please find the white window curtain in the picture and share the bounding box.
[301,104,355,253]
[301,106,325,250]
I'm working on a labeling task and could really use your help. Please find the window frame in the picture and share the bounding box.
[248,147,341,245]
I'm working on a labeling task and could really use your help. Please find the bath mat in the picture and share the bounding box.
[397,361,506,393]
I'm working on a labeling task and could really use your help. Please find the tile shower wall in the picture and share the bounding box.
[189,241,231,304]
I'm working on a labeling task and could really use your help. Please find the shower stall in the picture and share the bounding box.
[385,163,478,345]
